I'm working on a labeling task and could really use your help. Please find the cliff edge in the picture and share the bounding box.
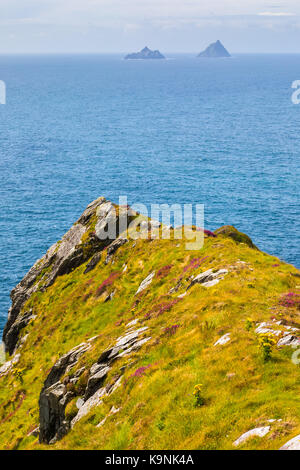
[0,198,299,450]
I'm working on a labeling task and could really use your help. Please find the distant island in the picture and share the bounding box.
[125,46,165,60]
[198,40,231,58]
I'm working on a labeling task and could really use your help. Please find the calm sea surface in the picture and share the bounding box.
[0,53,299,334]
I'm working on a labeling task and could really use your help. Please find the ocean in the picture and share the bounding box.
[0,53,299,334]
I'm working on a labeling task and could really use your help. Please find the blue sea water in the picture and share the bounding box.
[0,53,299,334]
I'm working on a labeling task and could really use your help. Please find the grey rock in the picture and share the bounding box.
[76,398,84,409]
[73,367,86,378]
[233,426,270,447]
[255,322,282,337]
[214,333,231,346]
[280,434,300,450]
[135,272,155,295]
[187,268,228,291]
[96,406,120,428]
[84,253,102,274]
[104,290,116,303]
[84,365,111,400]
[126,319,140,328]
[277,335,300,348]
[27,426,40,437]
[71,387,106,428]
[0,353,20,377]
[43,342,91,390]
[39,341,91,443]
[90,363,105,376]
[39,382,69,444]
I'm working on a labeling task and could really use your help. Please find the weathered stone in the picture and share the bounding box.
[233,426,270,447]
[96,406,120,428]
[84,253,102,274]
[0,353,20,377]
[255,322,282,336]
[71,387,106,428]
[187,268,228,291]
[39,382,68,444]
[39,341,92,443]
[117,337,151,358]
[277,335,300,348]
[36,313,150,444]
[214,333,231,346]
[5,310,37,355]
[280,434,300,450]
[27,426,40,437]
[135,272,155,295]
[43,342,91,390]
[84,365,111,400]
[104,291,116,303]
[126,319,140,328]
[97,327,149,364]
[76,398,84,409]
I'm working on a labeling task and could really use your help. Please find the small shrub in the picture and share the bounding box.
[14,368,25,385]
[163,324,180,336]
[245,318,254,331]
[131,364,152,378]
[196,228,217,238]
[124,364,153,386]
[199,320,216,333]
[156,265,173,279]
[144,299,181,320]
[279,292,300,309]
[193,384,205,407]
[259,334,276,362]
[96,272,120,297]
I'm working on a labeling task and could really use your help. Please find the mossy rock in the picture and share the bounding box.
[214,225,258,249]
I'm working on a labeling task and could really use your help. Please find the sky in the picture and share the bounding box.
[1,0,300,53]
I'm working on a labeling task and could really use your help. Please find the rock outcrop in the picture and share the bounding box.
[3,197,136,355]
[233,426,270,447]
[39,340,93,443]
[125,47,165,60]
[214,226,258,249]
[198,40,231,58]
[39,325,151,444]
[280,434,300,450]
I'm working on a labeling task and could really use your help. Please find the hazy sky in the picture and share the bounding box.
[1,0,300,53]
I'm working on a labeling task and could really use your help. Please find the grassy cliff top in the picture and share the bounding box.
[0,198,299,450]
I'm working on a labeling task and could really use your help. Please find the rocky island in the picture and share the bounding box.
[125,46,165,60]
[198,40,231,58]
[0,197,300,450]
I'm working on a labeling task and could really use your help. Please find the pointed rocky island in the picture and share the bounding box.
[125,46,165,60]
[198,40,231,58]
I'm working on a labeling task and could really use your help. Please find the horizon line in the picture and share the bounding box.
[1,51,300,55]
